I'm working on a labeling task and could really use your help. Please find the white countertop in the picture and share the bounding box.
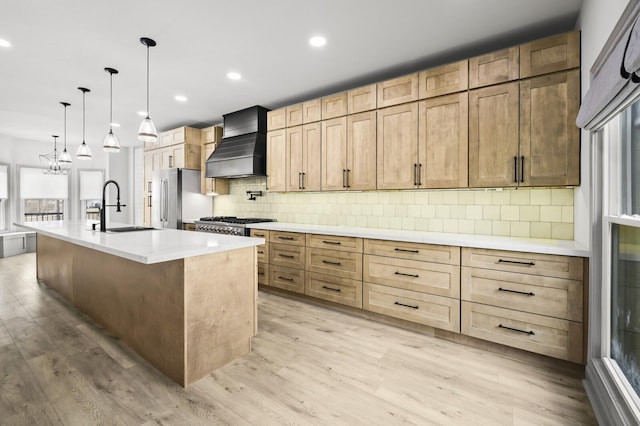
[17,221,264,264]
[247,222,589,257]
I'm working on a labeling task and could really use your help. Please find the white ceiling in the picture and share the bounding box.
[1,0,583,149]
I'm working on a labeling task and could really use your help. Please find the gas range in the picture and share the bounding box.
[195,216,275,236]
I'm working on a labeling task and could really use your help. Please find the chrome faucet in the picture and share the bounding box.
[100,179,126,232]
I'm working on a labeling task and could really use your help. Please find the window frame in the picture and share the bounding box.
[17,164,71,222]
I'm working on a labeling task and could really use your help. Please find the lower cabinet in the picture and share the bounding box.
[270,265,305,293]
[306,272,363,308]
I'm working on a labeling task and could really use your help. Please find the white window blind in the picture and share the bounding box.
[0,165,7,199]
[79,170,103,200]
[20,167,68,199]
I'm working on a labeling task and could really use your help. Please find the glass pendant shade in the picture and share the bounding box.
[59,148,72,164]
[76,87,92,160]
[59,102,72,165]
[102,130,120,153]
[76,141,92,159]
[138,116,157,143]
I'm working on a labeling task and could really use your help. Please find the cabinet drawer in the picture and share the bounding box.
[256,243,269,263]
[461,302,583,363]
[267,108,286,131]
[269,265,304,294]
[364,283,460,332]
[305,272,363,308]
[306,234,363,252]
[270,243,305,269]
[364,254,460,298]
[306,248,362,280]
[271,231,305,246]
[418,60,468,99]
[377,73,419,108]
[348,84,377,113]
[462,267,583,321]
[250,229,270,242]
[257,262,270,286]
[364,239,460,265]
[461,247,583,280]
[321,92,348,119]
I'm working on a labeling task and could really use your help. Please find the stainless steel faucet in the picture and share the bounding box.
[100,180,126,232]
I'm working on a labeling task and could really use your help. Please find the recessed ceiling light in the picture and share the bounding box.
[175,95,187,102]
[0,39,11,48]
[227,72,242,80]
[137,111,147,117]
[110,122,120,128]
[309,36,327,47]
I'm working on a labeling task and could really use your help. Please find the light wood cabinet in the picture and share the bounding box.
[302,99,321,123]
[250,229,270,286]
[306,272,362,308]
[286,104,303,127]
[160,143,200,169]
[348,84,377,114]
[266,230,305,294]
[271,231,305,246]
[377,74,419,108]
[418,93,468,188]
[266,129,286,192]
[306,247,362,280]
[376,102,419,189]
[469,82,520,188]
[286,123,321,191]
[267,108,286,131]
[469,47,519,88]
[321,117,347,191]
[201,140,229,196]
[519,70,580,186]
[306,234,363,252]
[321,92,348,119]
[520,31,580,78]
[346,111,377,190]
[201,125,223,145]
[364,239,460,265]
[418,60,468,99]
[158,126,201,148]
[270,265,305,294]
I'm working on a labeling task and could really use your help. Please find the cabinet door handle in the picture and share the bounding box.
[394,248,419,254]
[346,169,351,188]
[147,195,152,207]
[322,260,342,266]
[257,250,264,255]
[322,240,341,245]
[343,169,347,188]
[498,259,535,266]
[147,181,152,192]
[395,271,419,278]
[322,285,341,292]
[498,287,535,296]
[417,164,422,186]
[513,156,518,183]
[520,155,525,183]
[301,172,305,190]
[298,172,302,190]
[278,236,295,241]
[413,163,418,186]
[498,324,535,335]
[169,155,173,168]
[394,301,419,309]
[278,254,295,259]
[278,276,294,282]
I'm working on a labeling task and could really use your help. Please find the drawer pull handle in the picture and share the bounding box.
[257,250,264,254]
[394,301,419,310]
[394,248,419,253]
[258,271,265,276]
[498,259,535,266]
[254,233,265,237]
[322,260,342,266]
[278,236,295,240]
[395,271,419,278]
[322,285,341,292]
[498,324,535,335]
[322,240,342,245]
[278,276,294,282]
[278,254,295,259]
[498,287,535,296]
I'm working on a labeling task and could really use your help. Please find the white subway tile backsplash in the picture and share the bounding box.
[213,178,575,240]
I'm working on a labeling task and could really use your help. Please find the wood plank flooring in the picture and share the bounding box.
[0,253,597,425]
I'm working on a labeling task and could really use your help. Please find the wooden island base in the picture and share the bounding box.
[36,234,257,387]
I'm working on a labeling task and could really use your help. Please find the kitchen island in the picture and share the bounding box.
[18,221,264,387]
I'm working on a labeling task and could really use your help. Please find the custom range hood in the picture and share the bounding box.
[206,105,269,178]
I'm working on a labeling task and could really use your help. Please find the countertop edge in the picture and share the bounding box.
[247,223,590,257]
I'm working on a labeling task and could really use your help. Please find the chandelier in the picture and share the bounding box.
[40,135,68,175]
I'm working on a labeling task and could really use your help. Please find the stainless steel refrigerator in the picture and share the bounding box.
[151,168,212,229]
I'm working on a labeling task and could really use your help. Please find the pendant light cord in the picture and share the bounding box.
[82,91,86,141]
[109,73,113,131]
[63,106,67,150]
[146,45,150,117]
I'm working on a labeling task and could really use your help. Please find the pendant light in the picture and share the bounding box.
[39,135,67,175]
[138,37,157,143]
[76,87,92,159]
[103,67,120,153]
[58,102,72,164]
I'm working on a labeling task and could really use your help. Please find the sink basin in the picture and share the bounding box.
[107,226,157,233]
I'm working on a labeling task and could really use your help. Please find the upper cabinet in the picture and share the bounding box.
[469,47,519,88]
[520,31,580,78]
[377,103,419,189]
[418,60,468,99]
[321,92,348,120]
[286,124,321,191]
[267,108,286,131]
[302,99,322,124]
[348,84,377,114]
[469,82,520,188]
[200,126,229,196]
[287,104,303,127]
[267,129,286,192]
[520,70,580,186]
[377,74,419,108]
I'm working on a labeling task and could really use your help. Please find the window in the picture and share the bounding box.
[0,164,8,230]
[78,169,103,221]
[19,166,68,222]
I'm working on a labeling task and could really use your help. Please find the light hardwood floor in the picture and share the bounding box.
[0,253,597,425]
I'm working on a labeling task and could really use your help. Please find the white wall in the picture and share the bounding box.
[574,0,631,248]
